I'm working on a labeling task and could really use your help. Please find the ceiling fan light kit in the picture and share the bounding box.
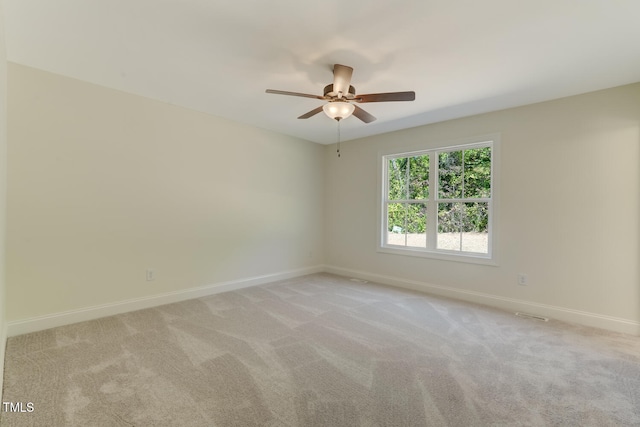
[323,101,355,121]
[266,64,415,124]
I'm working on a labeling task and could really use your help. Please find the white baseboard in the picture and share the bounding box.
[0,321,6,400]
[6,265,324,337]
[324,265,640,336]
[7,264,639,337]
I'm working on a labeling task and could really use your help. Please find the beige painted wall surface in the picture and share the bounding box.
[325,83,640,323]
[0,2,9,396]
[7,63,325,321]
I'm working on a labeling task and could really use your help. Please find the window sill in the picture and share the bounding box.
[378,245,498,266]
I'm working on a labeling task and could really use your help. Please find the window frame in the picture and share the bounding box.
[377,134,500,265]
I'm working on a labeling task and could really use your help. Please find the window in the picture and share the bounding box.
[380,137,497,263]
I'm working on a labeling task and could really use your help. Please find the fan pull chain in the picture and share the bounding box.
[337,119,341,158]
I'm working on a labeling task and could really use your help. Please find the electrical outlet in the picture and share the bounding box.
[517,274,528,286]
[146,269,155,281]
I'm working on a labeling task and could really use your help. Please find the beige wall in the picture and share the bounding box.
[6,63,325,321]
[5,61,640,334]
[325,83,640,330]
[0,2,8,397]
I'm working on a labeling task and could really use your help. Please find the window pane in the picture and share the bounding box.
[386,203,406,246]
[406,203,427,248]
[463,147,491,198]
[437,202,461,250]
[461,202,489,253]
[408,155,429,199]
[438,202,489,253]
[388,158,407,200]
[438,151,463,199]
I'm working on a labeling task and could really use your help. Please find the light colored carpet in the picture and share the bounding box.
[2,273,640,426]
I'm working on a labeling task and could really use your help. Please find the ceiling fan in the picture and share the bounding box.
[265,64,415,123]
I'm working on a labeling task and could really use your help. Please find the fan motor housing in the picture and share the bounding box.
[324,84,356,99]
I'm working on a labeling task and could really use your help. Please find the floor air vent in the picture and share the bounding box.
[350,278,369,283]
[515,312,549,322]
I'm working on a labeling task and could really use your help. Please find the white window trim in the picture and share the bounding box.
[377,134,500,266]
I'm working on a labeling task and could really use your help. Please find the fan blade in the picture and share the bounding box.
[352,105,376,123]
[266,89,325,100]
[355,91,415,103]
[332,64,353,98]
[298,106,324,119]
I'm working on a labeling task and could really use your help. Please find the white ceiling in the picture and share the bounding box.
[4,0,640,144]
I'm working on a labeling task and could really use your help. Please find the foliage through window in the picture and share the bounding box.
[382,141,494,260]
